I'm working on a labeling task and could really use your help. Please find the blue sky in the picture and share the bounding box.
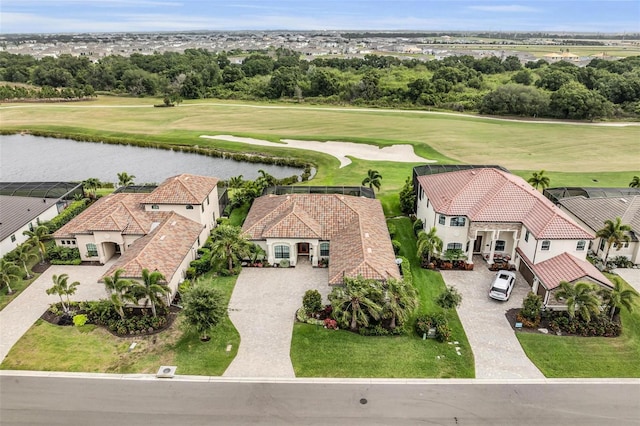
[1,0,638,34]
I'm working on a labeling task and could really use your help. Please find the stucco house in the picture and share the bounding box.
[242,193,401,285]
[0,196,62,256]
[53,174,220,298]
[414,166,611,306]
[557,194,640,265]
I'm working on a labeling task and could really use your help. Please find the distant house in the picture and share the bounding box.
[543,51,580,62]
[53,174,220,298]
[0,196,62,256]
[414,166,611,306]
[242,193,400,285]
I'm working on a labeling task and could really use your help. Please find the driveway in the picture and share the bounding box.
[441,261,544,379]
[612,268,640,294]
[223,260,330,378]
[0,260,116,362]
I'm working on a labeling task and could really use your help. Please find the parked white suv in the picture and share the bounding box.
[489,270,516,301]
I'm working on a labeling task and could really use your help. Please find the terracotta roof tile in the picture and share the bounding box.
[417,168,593,240]
[143,174,219,205]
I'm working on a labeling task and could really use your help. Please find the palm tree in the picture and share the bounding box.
[629,176,640,188]
[14,244,38,279]
[554,281,601,322]
[209,225,253,273]
[22,225,51,263]
[103,268,135,320]
[383,278,418,329]
[416,227,443,264]
[596,217,632,265]
[82,177,101,198]
[329,276,383,331]
[228,175,244,189]
[129,269,169,317]
[46,273,80,314]
[362,169,382,192]
[0,259,21,295]
[527,170,550,191]
[117,171,136,187]
[599,277,639,320]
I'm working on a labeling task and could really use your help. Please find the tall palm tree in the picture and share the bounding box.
[0,259,21,295]
[329,276,383,331]
[383,278,418,329]
[527,170,550,191]
[209,225,253,273]
[46,273,80,314]
[554,281,601,322]
[629,176,640,188]
[599,277,639,320]
[117,171,136,187]
[416,227,443,264]
[82,177,101,198]
[103,268,135,320]
[129,269,169,317]
[22,225,51,263]
[596,217,632,265]
[14,244,38,279]
[228,175,244,189]
[362,169,382,192]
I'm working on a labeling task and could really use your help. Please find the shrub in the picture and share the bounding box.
[397,256,412,286]
[387,222,397,238]
[42,199,90,233]
[279,259,290,268]
[391,239,401,255]
[414,312,448,339]
[47,246,80,262]
[73,314,88,327]
[412,218,423,236]
[519,292,542,326]
[435,323,452,342]
[359,324,403,336]
[435,286,462,309]
[324,318,338,329]
[302,289,322,314]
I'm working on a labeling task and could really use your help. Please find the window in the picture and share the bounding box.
[151,204,159,210]
[450,217,466,227]
[439,215,446,225]
[599,239,606,251]
[186,204,194,210]
[541,240,551,251]
[86,243,98,257]
[419,187,423,200]
[61,240,66,245]
[494,240,506,252]
[207,195,210,205]
[576,240,586,251]
[274,245,290,259]
[524,231,529,242]
[10,234,16,242]
[320,242,330,257]
[447,242,463,250]
[28,223,34,231]
[624,241,630,248]
[201,204,204,212]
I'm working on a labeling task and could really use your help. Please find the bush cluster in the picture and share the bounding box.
[415,313,452,342]
[547,311,621,337]
[42,199,90,233]
[82,300,170,336]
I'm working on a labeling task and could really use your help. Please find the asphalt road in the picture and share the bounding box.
[1,373,639,425]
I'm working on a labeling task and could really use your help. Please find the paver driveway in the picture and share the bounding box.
[441,260,544,379]
[223,260,330,378]
[0,260,116,362]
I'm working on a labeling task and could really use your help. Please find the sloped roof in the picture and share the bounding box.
[243,194,400,285]
[559,195,640,236]
[143,174,218,205]
[518,249,611,291]
[102,212,203,283]
[0,196,59,241]
[54,193,154,238]
[417,168,593,240]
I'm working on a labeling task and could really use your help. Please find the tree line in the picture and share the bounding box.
[1,49,639,120]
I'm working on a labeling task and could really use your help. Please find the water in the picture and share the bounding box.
[0,134,303,184]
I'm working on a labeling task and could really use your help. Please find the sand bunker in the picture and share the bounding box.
[200,135,433,168]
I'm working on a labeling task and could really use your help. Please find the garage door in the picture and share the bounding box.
[518,259,535,287]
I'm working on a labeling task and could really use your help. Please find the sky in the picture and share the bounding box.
[1,0,638,34]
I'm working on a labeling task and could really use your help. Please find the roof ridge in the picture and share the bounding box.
[175,176,201,203]
[121,200,148,233]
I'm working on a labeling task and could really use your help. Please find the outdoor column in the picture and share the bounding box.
[466,237,475,264]
[488,230,496,264]
[510,232,518,266]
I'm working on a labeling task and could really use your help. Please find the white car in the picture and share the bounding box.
[489,270,516,301]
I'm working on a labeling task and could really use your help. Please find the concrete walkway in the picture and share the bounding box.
[441,262,544,379]
[0,260,116,362]
[612,268,640,294]
[223,259,330,378]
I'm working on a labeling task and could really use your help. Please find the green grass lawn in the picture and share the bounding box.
[516,277,640,378]
[290,217,474,378]
[1,274,240,376]
[0,246,43,311]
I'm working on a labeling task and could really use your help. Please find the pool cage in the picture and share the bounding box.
[0,181,83,200]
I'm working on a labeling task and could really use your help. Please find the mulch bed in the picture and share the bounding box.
[31,261,51,274]
[505,308,553,334]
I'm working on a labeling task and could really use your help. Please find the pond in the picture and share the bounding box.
[0,134,303,184]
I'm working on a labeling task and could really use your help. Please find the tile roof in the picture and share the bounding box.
[417,168,593,240]
[142,174,219,205]
[0,196,59,241]
[559,195,640,235]
[102,212,203,283]
[518,249,611,291]
[243,194,400,285]
[53,193,155,238]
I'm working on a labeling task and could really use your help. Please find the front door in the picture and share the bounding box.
[298,242,309,255]
[473,236,483,253]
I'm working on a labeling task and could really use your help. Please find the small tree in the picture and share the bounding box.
[554,281,601,323]
[399,176,416,215]
[599,277,639,320]
[329,276,383,331]
[302,289,322,314]
[103,268,135,320]
[0,259,21,295]
[14,244,37,279]
[182,284,225,341]
[519,292,542,326]
[383,278,418,329]
[417,227,443,265]
[630,176,640,188]
[362,169,382,192]
[596,217,632,266]
[117,171,136,187]
[527,170,550,191]
[436,286,462,309]
[129,269,170,317]
[22,225,51,263]
[47,273,80,314]
[82,177,101,198]
[209,225,253,273]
